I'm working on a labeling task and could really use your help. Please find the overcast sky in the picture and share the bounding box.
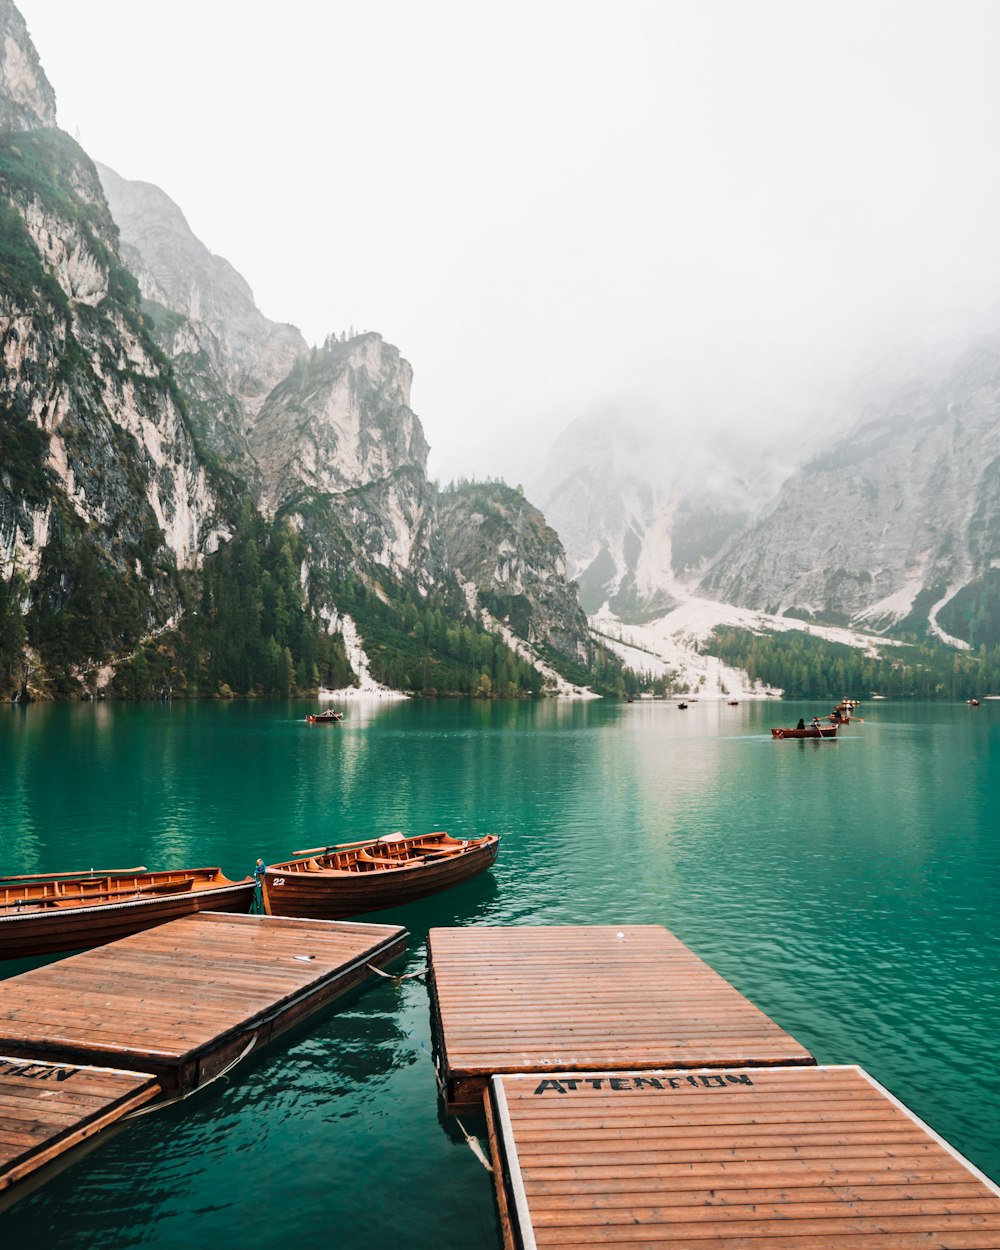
[15,0,1000,482]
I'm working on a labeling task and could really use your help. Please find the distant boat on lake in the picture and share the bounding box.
[0,867,256,960]
[261,832,500,920]
[771,725,838,740]
[306,709,344,724]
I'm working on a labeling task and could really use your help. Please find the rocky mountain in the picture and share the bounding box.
[699,335,1000,646]
[438,480,599,672]
[527,411,762,622]
[0,34,230,694]
[0,1,53,133]
[0,0,615,699]
[97,163,306,481]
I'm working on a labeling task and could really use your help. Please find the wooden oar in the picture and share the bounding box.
[0,866,148,883]
[291,838,381,856]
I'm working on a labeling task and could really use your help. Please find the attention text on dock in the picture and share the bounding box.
[532,1073,755,1095]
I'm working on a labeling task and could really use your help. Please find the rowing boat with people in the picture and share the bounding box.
[0,867,256,959]
[306,709,344,724]
[261,832,500,920]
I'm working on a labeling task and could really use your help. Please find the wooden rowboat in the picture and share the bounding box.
[306,709,343,724]
[0,867,256,960]
[771,725,838,739]
[262,832,500,920]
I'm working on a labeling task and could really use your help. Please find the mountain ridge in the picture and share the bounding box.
[0,0,619,701]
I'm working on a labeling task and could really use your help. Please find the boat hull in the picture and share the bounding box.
[0,877,256,960]
[771,726,838,739]
[263,836,499,920]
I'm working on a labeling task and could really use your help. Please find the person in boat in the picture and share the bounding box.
[810,716,822,730]
[796,718,806,730]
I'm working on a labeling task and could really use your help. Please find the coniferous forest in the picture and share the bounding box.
[0,509,629,701]
[705,626,1000,701]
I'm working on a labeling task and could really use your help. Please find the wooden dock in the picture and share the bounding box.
[0,1055,159,1211]
[485,1064,1000,1250]
[0,912,406,1094]
[429,925,813,1109]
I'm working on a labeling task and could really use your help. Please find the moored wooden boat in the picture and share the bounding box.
[262,832,500,920]
[771,725,838,739]
[0,868,256,960]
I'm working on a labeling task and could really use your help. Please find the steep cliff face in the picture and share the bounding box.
[253,333,444,597]
[0,1,54,133]
[97,162,306,480]
[699,336,1000,641]
[0,6,230,690]
[438,480,597,665]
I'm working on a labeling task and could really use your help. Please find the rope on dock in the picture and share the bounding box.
[123,1034,258,1119]
[402,1027,493,1172]
[454,1115,494,1172]
[366,962,427,987]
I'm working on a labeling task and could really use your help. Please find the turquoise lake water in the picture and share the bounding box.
[1,697,998,1247]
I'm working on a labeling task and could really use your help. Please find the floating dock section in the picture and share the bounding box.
[0,1055,159,1211]
[486,1064,1000,1250]
[0,912,407,1095]
[428,925,813,1110]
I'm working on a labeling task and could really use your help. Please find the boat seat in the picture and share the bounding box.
[354,851,390,869]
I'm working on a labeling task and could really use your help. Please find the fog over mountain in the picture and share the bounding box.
[15,1,1000,484]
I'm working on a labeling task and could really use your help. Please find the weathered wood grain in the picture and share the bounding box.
[486,1065,1000,1250]
[429,925,813,1109]
[0,912,407,1092]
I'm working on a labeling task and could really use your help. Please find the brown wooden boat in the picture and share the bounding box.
[771,725,838,739]
[0,867,256,959]
[262,832,500,920]
[306,709,343,724]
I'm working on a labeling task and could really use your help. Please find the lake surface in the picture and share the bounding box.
[1,697,998,1247]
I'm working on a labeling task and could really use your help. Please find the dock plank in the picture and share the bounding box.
[0,1055,159,1207]
[0,912,406,1092]
[485,1065,1000,1250]
[429,925,812,1109]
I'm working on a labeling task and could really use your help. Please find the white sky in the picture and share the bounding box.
[15,0,1000,482]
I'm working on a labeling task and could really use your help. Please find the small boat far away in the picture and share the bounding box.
[0,867,256,960]
[771,725,838,739]
[306,709,344,724]
[262,832,500,920]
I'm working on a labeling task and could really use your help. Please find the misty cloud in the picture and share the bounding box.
[19,0,1000,481]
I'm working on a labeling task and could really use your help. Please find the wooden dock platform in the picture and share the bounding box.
[428,925,813,1109]
[0,912,406,1094]
[0,1055,159,1211]
[485,1064,1000,1250]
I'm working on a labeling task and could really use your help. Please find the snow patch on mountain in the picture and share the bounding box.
[317,613,409,701]
[593,593,904,699]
